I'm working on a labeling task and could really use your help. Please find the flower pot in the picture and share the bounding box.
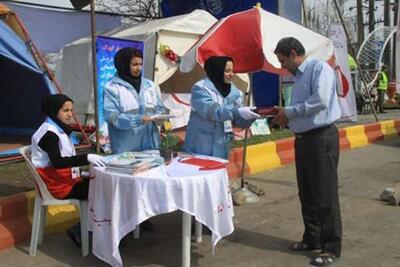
[160,149,173,163]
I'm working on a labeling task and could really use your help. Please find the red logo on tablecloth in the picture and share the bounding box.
[217,203,225,213]
[90,205,111,226]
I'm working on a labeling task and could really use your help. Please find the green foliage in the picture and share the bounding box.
[232,128,294,148]
[160,132,181,151]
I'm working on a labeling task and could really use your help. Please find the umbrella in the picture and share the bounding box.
[180,6,334,75]
[180,6,335,187]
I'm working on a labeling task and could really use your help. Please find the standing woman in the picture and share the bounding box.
[183,56,260,159]
[104,47,165,154]
[31,94,106,245]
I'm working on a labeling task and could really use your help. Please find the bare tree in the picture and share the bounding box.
[96,0,160,24]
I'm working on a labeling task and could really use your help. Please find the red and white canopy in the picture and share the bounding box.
[180,7,334,75]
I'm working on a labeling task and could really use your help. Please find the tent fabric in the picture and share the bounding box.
[55,9,250,123]
[5,2,121,53]
[0,9,57,137]
[0,4,26,41]
[0,3,56,158]
[161,93,191,129]
[0,19,44,74]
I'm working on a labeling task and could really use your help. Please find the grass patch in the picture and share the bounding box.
[0,160,33,197]
[232,128,293,148]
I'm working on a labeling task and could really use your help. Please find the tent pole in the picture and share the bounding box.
[240,74,253,188]
[90,0,101,153]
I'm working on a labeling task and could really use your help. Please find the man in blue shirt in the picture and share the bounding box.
[272,37,342,267]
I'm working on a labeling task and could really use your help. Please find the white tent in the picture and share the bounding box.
[55,9,250,123]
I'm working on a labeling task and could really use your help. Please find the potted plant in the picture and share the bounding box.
[160,123,181,162]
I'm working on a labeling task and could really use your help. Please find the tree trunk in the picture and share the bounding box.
[369,0,375,33]
[393,0,399,79]
[357,0,365,49]
[383,0,391,76]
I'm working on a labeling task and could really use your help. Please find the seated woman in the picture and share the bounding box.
[184,56,260,159]
[31,94,106,246]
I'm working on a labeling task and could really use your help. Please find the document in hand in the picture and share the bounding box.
[255,106,279,117]
[150,114,176,120]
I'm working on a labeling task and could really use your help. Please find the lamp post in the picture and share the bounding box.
[69,0,100,153]
[89,0,100,153]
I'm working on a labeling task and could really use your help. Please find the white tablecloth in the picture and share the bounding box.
[88,160,234,266]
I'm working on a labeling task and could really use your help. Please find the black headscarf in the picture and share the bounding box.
[41,94,73,134]
[114,47,143,93]
[204,56,233,98]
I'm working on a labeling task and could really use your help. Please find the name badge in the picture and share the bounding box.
[145,90,156,107]
[224,120,233,133]
[71,167,80,179]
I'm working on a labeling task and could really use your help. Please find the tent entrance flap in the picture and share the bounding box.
[0,54,49,136]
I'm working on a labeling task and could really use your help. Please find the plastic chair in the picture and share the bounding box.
[20,146,89,257]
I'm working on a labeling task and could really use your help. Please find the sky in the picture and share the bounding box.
[17,0,73,7]
[13,0,86,9]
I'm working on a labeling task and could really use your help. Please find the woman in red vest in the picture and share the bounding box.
[31,94,106,246]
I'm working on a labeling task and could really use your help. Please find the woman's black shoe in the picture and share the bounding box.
[140,219,154,231]
[67,226,82,247]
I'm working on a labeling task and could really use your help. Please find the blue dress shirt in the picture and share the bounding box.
[284,58,341,133]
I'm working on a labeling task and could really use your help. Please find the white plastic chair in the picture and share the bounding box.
[20,146,89,257]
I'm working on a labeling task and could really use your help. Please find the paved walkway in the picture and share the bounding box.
[336,109,400,128]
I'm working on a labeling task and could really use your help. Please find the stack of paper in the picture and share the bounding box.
[105,151,164,175]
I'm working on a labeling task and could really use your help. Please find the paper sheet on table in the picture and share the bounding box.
[166,155,227,177]
[188,154,228,163]
[150,114,176,120]
[166,158,201,177]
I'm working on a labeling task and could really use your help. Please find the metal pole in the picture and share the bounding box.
[333,0,379,121]
[181,212,191,267]
[90,0,101,153]
[240,74,253,188]
[240,127,249,188]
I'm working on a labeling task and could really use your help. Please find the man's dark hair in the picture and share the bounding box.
[381,64,389,73]
[274,37,305,57]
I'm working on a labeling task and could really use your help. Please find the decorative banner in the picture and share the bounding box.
[329,23,357,122]
[161,0,276,19]
[96,36,144,127]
